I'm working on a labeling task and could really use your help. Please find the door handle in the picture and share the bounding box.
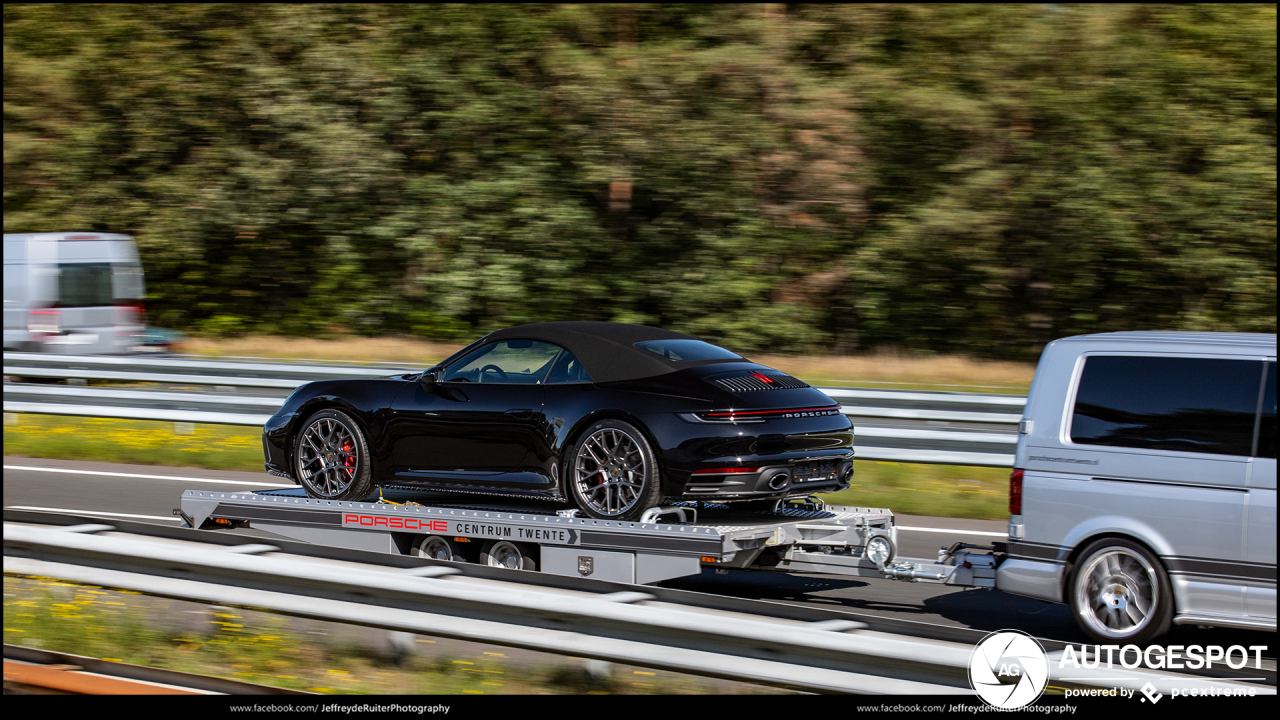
[505,408,534,419]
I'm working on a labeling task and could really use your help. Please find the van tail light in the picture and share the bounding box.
[115,302,145,335]
[1009,469,1024,516]
[28,309,60,334]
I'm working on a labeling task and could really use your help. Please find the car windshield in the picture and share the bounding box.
[441,339,562,383]
[634,339,742,362]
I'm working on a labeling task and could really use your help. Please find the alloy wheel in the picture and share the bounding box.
[1074,546,1158,639]
[574,427,647,517]
[297,416,359,497]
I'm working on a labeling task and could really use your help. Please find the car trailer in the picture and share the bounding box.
[177,487,1002,587]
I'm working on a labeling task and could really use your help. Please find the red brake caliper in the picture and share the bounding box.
[343,441,353,474]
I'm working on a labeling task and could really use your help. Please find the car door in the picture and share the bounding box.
[1246,361,1277,620]
[388,339,560,481]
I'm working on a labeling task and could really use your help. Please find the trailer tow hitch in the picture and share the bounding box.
[874,556,952,582]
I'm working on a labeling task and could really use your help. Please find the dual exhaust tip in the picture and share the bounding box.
[767,465,852,491]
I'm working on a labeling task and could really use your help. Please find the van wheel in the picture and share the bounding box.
[1069,539,1172,644]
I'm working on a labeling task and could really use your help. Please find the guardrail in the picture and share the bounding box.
[3,352,1022,467]
[8,517,1262,696]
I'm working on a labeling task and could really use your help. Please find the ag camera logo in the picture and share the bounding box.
[969,630,1049,709]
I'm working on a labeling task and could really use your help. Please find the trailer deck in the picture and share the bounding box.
[178,487,998,586]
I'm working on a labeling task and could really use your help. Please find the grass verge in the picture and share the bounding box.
[4,413,1008,520]
[3,414,262,472]
[824,463,1009,521]
[4,576,782,694]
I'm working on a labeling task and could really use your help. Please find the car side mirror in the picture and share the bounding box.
[419,370,439,390]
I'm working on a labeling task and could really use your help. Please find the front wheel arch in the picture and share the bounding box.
[293,407,375,501]
[287,399,368,472]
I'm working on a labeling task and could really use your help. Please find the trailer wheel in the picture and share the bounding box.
[480,540,538,571]
[866,534,896,565]
[413,535,468,563]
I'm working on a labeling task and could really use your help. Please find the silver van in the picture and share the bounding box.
[3,232,146,354]
[997,331,1276,643]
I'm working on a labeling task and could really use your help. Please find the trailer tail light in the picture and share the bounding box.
[28,309,60,334]
[1009,468,1024,515]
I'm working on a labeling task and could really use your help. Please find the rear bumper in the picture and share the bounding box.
[995,557,1064,603]
[682,455,854,500]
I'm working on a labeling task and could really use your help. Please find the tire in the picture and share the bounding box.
[480,540,538,571]
[1068,538,1173,644]
[865,534,896,566]
[413,535,468,563]
[294,409,374,501]
[568,419,662,521]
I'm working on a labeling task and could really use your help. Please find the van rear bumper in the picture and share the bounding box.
[996,557,1064,603]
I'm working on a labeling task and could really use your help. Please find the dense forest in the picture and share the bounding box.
[4,4,1275,358]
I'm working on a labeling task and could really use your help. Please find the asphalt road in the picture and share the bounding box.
[3,455,1274,656]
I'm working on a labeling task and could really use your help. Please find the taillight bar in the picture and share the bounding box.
[702,405,840,418]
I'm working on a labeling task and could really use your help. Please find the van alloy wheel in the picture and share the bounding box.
[1070,539,1171,643]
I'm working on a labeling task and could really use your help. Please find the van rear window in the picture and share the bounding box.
[1070,356,1264,457]
[58,263,114,307]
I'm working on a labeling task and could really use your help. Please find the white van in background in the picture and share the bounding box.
[3,232,146,354]
[998,331,1276,643]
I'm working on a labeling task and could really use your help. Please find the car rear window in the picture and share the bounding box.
[1070,356,1265,457]
[634,339,741,362]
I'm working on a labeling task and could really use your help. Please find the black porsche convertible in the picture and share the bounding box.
[262,322,853,520]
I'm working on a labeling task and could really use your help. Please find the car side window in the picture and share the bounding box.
[1070,355,1262,457]
[546,350,593,384]
[441,340,562,384]
[1257,361,1276,459]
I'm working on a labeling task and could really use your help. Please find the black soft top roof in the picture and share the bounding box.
[477,321,741,384]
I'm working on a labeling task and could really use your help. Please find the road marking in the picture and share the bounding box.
[6,506,181,522]
[896,525,1006,538]
[3,465,291,488]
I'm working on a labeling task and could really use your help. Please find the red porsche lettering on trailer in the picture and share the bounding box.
[342,514,450,532]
